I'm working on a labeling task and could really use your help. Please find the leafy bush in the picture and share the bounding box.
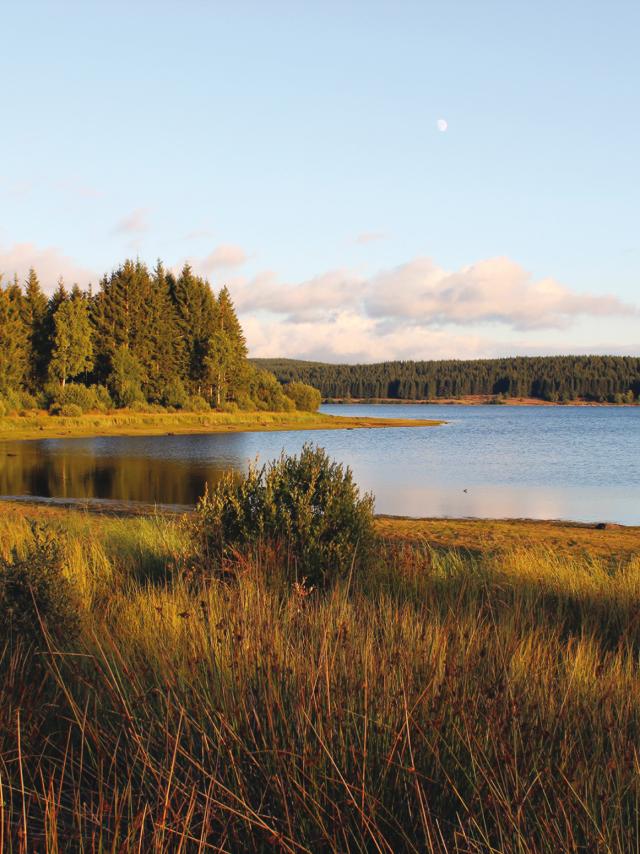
[108,346,146,407]
[47,382,113,413]
[197,444,376,586]
[59,403,84,417]
[161,378,188,409]
[0,524,80,647]
[186,395,210,412]
[284,381,322,411]
[248,368,295,412]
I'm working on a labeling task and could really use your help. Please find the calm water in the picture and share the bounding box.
[1,404,639,524]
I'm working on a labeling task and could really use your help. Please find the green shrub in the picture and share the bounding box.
[161,378,188,409]
[284,381,322,411]
[0,524,80,647]
[59,403,83,417]
[108,346,146,407]
[248,368,296,412]
[46,382,113,413]
[186,395,210,412]
[197,444,376,586]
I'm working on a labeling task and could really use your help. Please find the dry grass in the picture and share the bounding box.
[378,515,640,564]
[1,507,639,852]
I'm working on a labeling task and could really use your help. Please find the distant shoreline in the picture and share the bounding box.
[324,395,639,407]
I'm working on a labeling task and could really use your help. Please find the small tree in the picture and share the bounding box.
[49,296,93,388]
[108,346,146,407]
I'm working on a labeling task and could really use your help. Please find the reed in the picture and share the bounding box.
[1,511,639,852]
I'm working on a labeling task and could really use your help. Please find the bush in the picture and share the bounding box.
[108,347,146,407]
[161,378,188,409]
[248,368,295,412]
[186,395,210,412]
[58,403,84,417]
[197,444,376,586]
[128,401,166,413]
[46,382,113,414]
[0,524,80,648]
[284,381,322,412]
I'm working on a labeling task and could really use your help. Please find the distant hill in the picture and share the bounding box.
[251,356,640,403]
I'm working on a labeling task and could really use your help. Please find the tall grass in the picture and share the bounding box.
[1,513,639,851]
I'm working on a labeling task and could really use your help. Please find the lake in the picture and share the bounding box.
[1,404,638,524]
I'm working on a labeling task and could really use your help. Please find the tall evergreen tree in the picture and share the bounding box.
[0,277,29,395]
[206,286,248,405]
[21,268,49,390]
[169,264,217,394]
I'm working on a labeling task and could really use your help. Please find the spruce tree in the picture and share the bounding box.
[0,277,29,395]
[22,268,49,389]
[169,264,217,395]
[206,286,249,405]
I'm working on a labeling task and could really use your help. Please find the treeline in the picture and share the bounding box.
[0,260,318,416]
[254,356,640,403]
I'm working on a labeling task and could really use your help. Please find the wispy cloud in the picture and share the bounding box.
[112,207,150,235]
[191,244,248,274]
[354,231,386,245]
[0,243,96,293]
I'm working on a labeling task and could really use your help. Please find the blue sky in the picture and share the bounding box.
[1,0,638,361]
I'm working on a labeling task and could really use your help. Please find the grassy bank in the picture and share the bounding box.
[0,408,443,442]
[1,505,640,851]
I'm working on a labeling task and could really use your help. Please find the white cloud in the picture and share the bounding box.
[234,255,635,333]
[112,207,150,234]
[0,243,96,293]
[191,244,248,275]
[232,254,638,361]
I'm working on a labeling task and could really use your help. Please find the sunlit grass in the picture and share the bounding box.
[1,510,639,851]
[0,408,443,441]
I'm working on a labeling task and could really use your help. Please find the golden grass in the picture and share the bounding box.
[378,515,640,563]
[0,408,443,441]
[1,508,639,851]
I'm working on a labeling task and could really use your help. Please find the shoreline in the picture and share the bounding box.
[325,395,639,407]
[0,409,444,443]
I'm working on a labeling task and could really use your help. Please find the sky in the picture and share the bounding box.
[1,0,638,362]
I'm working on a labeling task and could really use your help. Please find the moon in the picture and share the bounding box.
[436,118,448,132]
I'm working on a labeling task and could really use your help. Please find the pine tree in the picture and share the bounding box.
[22,268,49,390]
[206,286,249,405]
[49,295,94,388]
[169,264,218,394]
[0,277,29,395]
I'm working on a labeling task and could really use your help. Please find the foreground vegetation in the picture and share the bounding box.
[256,355,640,404]
[2,495,640,851]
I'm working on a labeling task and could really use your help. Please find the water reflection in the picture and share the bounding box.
[0,443,229,506]
[0,405,638,524]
